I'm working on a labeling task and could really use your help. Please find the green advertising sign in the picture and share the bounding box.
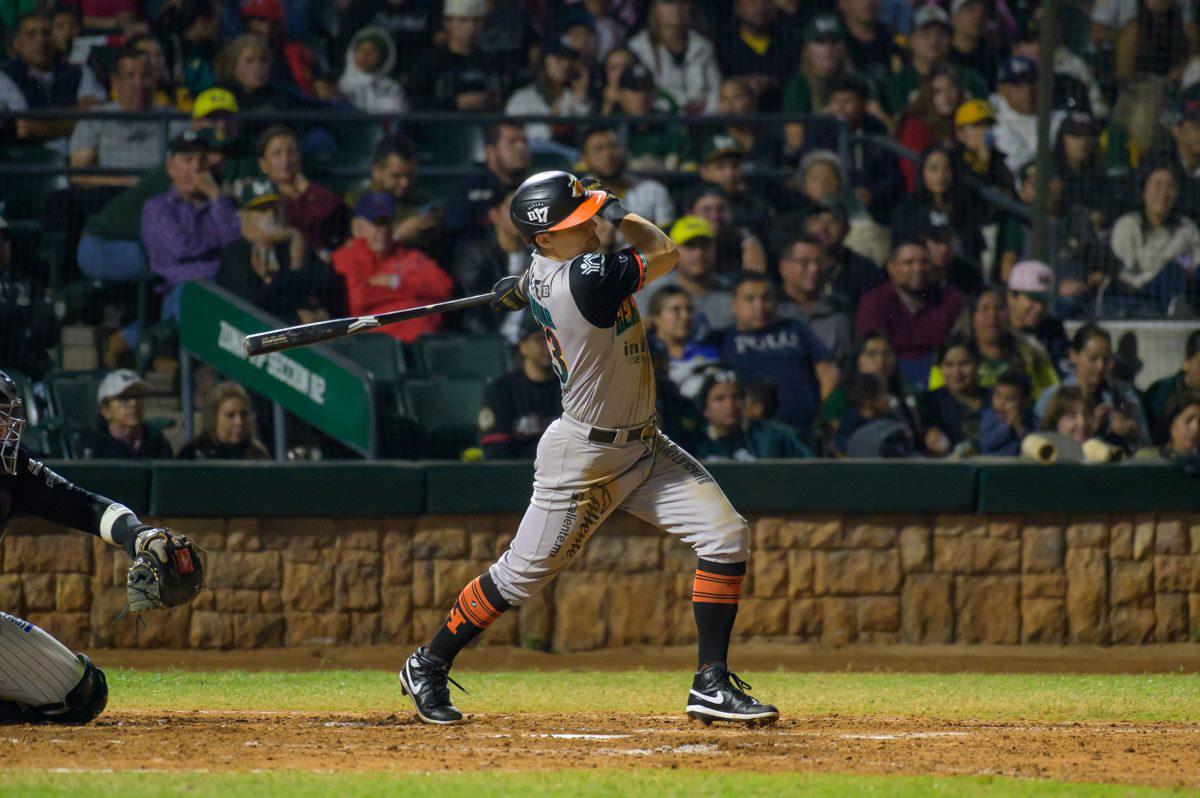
[179,281,376,456]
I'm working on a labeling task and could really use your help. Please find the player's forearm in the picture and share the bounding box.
[617,213,677,283]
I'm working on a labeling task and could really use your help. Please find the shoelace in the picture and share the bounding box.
[720,669,756,701]
[416,655,471,702]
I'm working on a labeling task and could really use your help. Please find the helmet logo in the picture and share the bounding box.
[527,206,550,224]
[570,177,584,198]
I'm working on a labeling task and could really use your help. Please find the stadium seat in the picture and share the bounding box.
[401,375,486,458]
[412,334,512,380]
[20,425,65,459]
[0,146,65,219]
[44,370,107,426]
[327,333,408,415]
[418,123,479,167]
[530,151,573,173]
[4,369,43,427]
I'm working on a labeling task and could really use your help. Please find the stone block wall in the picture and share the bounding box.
[2,511,1199,650]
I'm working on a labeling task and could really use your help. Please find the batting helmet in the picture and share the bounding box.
[510,170,608,241]
[0,370,25,475]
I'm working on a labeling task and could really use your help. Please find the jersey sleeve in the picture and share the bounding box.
[568,247,648,328]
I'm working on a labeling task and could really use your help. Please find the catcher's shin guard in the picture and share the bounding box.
[11,654,108,725]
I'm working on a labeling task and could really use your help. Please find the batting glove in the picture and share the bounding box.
[491,270,530,312]
[580,176,629,226]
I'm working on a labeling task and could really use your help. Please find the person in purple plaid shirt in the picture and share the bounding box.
[140,131,242,320]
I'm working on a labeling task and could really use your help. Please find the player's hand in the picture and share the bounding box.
[580,177,629,226]
[491,271,530,312]
[125,528,205,613]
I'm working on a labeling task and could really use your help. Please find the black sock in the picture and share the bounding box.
[692,558,746,670]
[426,572,510,665]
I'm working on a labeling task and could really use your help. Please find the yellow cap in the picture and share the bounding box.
[954,98,994,128]
[669,215,715,246]
[192,87,239,119]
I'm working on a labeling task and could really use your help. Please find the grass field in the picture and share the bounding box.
[3,668,1199,797]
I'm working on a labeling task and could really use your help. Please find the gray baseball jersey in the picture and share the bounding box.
[487,246,750,606]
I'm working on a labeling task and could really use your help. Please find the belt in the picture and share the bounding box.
[587,420,656,446]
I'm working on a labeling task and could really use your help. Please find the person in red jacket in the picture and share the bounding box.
[333,192,455,342]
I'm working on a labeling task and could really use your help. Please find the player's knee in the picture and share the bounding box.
[20,654,108,725]
[488,559,554,608]
[695,515,750,564]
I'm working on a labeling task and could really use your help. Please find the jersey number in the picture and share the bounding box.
[545,328,569,385]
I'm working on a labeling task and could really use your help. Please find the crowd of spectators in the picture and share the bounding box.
[1,0,1199,465]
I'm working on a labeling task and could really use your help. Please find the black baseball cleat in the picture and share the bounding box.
[398,647,468,725]
[685,663,779,726]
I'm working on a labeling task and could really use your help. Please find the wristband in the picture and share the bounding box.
[600,196,629,226]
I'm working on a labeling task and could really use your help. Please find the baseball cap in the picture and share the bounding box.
[192,87,238,119]
[913,5,951,29]
[240,0,284,21]
[1008,260,1055,302]
[168,129,212,154]
[619,63,656,92]
[354,191,397,223]
[443,0,485,17]
[1061,110,1100,136]
[954,98,994,127]
[998,55,1037,85]
[239,178,281,209]
[669,215,715,246]
[700,132,744,164]
[803,13,845,43]
[97,369,150,403]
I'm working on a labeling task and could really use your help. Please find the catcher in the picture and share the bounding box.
[0,370,204,724]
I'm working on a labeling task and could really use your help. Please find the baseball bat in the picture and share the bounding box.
[242,291,498,357]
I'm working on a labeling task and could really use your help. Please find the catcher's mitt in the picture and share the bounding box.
[125,529,205,613]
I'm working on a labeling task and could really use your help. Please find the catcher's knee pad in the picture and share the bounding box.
[20,654,108,725]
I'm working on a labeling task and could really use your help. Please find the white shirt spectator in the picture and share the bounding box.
[1110,211,1200,289]
[504,83,591,142]
[338,27,408,115]
[1091,0,1192,28]
[622,177,675,228]
[627,28,721,115]
[990,92,1065,177]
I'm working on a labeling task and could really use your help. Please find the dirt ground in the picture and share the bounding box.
[3,710,1198,788]
[91,642,1200,674]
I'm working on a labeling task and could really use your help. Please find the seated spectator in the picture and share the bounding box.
[214,33,298,122]
[1105,161,1200,317]
[991,56,1065,176]
[821,330,923,448]
[855,239,966,387]
[141,131,242,321]
[613,62,692,170]
[332,191,454,343]
[67,46,161,188]
[1152,392,1200,460]
[177,381,270,460]
[240,0,330,100]
[954,99,1015,200]
[930,288,1058,400]
[453,190,526,337]
[1055,110,1118,230]
[0,214,59,379]
[792,149,847,213]
[1038,385,1094,446]
[997,160,1079,285]
[1162,88,1200,219]
[697,133,773,243]
[348,135,440,252]
[155,0,220,101]
[1035,324,1150,452]
[647,284,721,401]
[554,7,607,70]
[598,46,637,114]
[741,378,779,423]
[188,87,258,183]
[577,126,674,227]
[478,315,561,459]
[782,13,850,126]
[802,197,884,313]
[839,0,901,92]
[711,77,780,173]
[978,368,1034,456]
[505,41,591,146]
[627,0,720,116]
[127,34,188,110]
[443,121,530,240]
[885,6,987,117]
[477,0,539,79]
[694,372,811,460]
[923,217,984,298]
[716,0,794,109]
[634,216,732,337]
[75,370,173,460]
[686,186,767,273]
[834,372,896,454]
[1009,14,1108,119]
[412,0,507,111]
[920,337,986,455]
[256,125,349,259]
[948,0,1000,91]
[801,75,903,220]
[72,0,147,34]
[1144,329,1200,430]
[50,7,81,63]
[0,12,105,145]
[338,26,407,114]
[775,234,853,363]
[891,145,983,265]
[1110,0,1190,83]
[706,273,839,440]
[1006,260,1069,371]
[217,178,342,324]
[895,69,966,192]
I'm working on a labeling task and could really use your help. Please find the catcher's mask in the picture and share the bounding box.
[0,371,25,476]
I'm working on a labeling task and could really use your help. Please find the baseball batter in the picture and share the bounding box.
[399,171,778,726]
[0,371,203,724]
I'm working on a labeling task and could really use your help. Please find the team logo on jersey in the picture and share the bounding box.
[614,297,641,335]
[526,206,549,224]
[0,611,33,633]
[578,252,605,276]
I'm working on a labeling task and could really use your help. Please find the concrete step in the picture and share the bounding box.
[60,324,97,347]
[60,345,97,371]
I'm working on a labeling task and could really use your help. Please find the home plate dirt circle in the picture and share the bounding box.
[5,711,1200,788]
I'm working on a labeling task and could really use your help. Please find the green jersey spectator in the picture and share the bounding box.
[693,373,811,461]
